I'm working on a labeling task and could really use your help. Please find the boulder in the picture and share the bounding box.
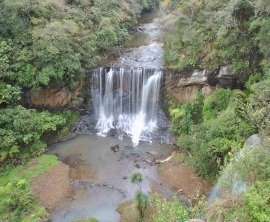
[111,145,120,152]
[164,69,215,103]
[245,134,261,149]
[208,134,262,204]
[217,65,238,87]
[146,151,162,159]
[178,69,208,87]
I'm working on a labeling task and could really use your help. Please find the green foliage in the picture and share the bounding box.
[203,88,232,120]
[130,173,149,220]
[0,81,21,105]
[207,181,270,222]
[0,179,48,222]
[0,106,66,162]
[130,172,143,190]
[0,154,58,221]
[0,0,158,90]
[171,90,255,179]
[232,140,270,184]
[150,196,188,222]
[246,79,270,136]
[206,140,270,222]
[244,180,270,222]
[135,190,149,219]
[164,0,270,83]
[54,110,78,142]
[170,91,204,135]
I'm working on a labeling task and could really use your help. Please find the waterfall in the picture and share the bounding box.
[91,67,162,146]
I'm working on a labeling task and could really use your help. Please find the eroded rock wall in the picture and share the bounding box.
[23,84,83,108]
[164,64,240,103]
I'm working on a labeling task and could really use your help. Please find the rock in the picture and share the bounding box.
[24,84,82,108]
[245,134,261,149]
[135,163,141,168]
[175,194,192,207]
[164,69,215,103]
[111,145,120,152]
[178,69,208,87]
[146,151,162,159]
[109,129,117,137]
[217,64,238,87]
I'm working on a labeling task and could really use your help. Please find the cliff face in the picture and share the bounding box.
[23,84,83,108]
[164,64,240,103]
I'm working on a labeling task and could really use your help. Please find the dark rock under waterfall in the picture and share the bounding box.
[74,67,173,146]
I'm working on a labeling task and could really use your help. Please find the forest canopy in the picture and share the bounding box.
[0,0,159,164]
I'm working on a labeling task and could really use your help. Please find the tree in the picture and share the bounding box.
[130,173,148,220]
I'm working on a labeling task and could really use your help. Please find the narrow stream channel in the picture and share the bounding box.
[49,10,176,222]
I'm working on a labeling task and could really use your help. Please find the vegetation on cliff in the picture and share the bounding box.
[164,0,269,221]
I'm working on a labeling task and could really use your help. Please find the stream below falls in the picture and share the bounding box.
[49,10,178,222]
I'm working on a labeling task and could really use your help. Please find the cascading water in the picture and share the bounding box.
[91,67,162,146]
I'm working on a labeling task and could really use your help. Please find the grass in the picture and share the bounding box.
[0,154,58,185]
[117,194,189,222]
[0,154,59,221]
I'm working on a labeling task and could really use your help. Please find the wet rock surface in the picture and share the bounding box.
[111,144,120,152]
[73,107,175,145]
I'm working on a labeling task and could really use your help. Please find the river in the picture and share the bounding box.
[49,9,177,222]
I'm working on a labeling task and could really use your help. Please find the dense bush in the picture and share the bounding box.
[0,106,66,163]
[164,0,270,220]
[207,141,270,222]
[246,79,270,136]
[150,196,189,222]
[0,179,48,221]
[242,180,270,222]
[164,0,270,83]
[170,90,255,179]
[0,0,159,91]
[203,88,233,121]
[170,91,204,135]
[0,155,58,221]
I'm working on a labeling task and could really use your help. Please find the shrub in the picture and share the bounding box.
[172,90,255,179]
[203,88,233,121]
[244,180,270,222]
[135,190,149,219]
[0,106,66,163]
[170,91,204,135]
[151,196,188,222]
[0,180,48,222]
[246,79,270,136]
